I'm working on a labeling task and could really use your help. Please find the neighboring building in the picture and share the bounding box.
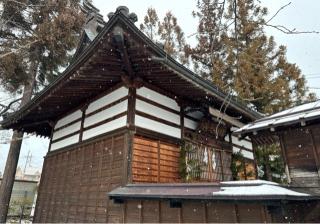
[236,100,320,220]
[0,178,37,218]
[15,167,41,182]
[1,4,319,223]
[236,100,320,193]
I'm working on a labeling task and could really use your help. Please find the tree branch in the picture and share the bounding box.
[266,2,291,24]
[0,98,22,116]
[263,2,319,34]
[0,40,39,59]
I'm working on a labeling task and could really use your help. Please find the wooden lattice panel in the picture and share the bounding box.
[132,136,180,183]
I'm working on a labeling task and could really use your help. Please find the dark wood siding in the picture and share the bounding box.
[282,128,320,188]
[132,136,180,183]
[284,129,316,171]
[34,132,128,223]
[123,199,272,223]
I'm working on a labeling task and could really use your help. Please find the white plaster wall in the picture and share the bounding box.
[51,134,79,151]
[54,110,82,129]
[135,115,181,139]
[184,117,198,130]
[137,87,180,111]
[52,121,81,141]
[82,115,127,140]
[84,100,128,128]
[136,99,180,125]
[86,86,128,114]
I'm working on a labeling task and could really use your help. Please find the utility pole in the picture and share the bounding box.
[23,150,32,179]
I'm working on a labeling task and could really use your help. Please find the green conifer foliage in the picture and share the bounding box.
[0,0,85,92]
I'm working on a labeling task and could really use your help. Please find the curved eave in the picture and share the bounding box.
[0,14,120,133]
[1,12,261,135]
[235,113,320,138]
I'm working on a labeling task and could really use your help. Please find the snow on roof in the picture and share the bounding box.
[235,100,320,135]
[218,180,308,197]
[221,180,279,186]
[109,180,313,201]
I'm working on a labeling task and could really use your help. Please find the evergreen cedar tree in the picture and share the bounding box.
[140,0,315,115]
[0,0,84,221]
[0,0,84,93]
[139,0,314,182]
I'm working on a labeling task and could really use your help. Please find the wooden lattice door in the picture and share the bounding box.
[131,136,180,183]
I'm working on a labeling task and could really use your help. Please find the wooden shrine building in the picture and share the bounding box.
[1,5,319,223]
[236,100,320,193]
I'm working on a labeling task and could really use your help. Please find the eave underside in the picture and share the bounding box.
[1,16,259,137]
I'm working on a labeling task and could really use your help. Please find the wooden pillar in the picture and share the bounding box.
[126,87,136,184]
[79,105,87,142]
[251,139,259,179]
[138,200,143,223]
[127,87,136,129]
[219,150,225,181]
[158,201,161,223]
[203,202,208,223]
[309,129,320,178]
[178,206,182,223]
[234,204,240,223]
[279,133,291,183]
[180,106,185,139]
[157,141,161,183]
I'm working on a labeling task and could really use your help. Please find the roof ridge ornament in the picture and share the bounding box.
[107,6,138,23]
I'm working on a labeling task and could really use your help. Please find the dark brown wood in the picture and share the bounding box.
[309,129,320,177]
[234,204,240,223]
[135,127,181,145]
[219,151,225,181]
[180,106,184,139]
[34,132,127,222]
[79,105,87,142]
[127,87,136,129]
[279,133,291,183]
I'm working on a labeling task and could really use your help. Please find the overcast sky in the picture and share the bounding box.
[1,0,320,173]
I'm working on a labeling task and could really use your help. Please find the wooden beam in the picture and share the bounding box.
[209,106,244,128]
[309,129,320,178]
[279,133,291,183]
[126,87,136,130]
[113,26,135,80]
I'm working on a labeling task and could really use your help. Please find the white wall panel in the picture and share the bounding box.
[82,115,127,140]
[187,110,204,120]
[52,121,81,141]
[136,99,180,125]
[135,115,181,139]
[224,134,253,150]
[231,136,252,150]
[86,86,128,114]
[51,134,79,151]
[137,87,180,111]
[184,117,198,130]
[84,100,128,128]
[54,110,82,129]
